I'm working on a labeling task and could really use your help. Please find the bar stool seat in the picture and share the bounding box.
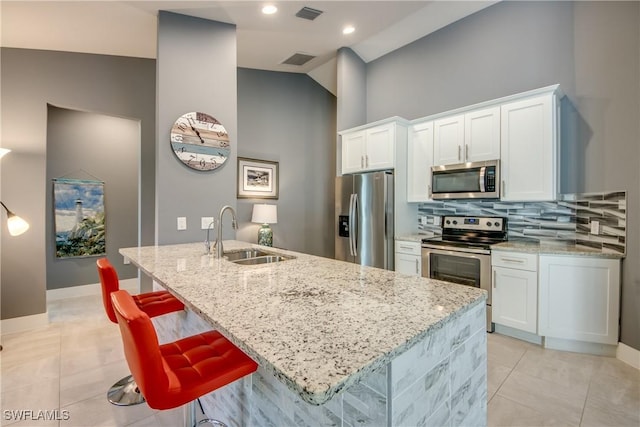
[97,258,185,406]
[111,289,258,427]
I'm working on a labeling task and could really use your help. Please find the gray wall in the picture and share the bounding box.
[46,106,140,289]
[365,1,640,350]
[235,68,336,257]
[337,47,367,132]
[0,48,155,319]
[156,12,238,245]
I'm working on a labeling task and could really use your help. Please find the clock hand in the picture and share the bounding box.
[187,117,205,144]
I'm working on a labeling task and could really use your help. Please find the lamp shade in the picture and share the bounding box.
[7,215,29,236]
[251,204,277,224]
[0,202,29,237]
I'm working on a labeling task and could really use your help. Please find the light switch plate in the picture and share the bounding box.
[590,220,599,235]
[201,217,214,230]
[177,217,187,230]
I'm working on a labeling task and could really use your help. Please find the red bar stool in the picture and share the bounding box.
[111,289,258,427]
[97,257,185,406]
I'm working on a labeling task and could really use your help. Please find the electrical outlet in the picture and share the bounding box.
[590,220,600,235]
[177,217,187,231]
[419,216,427,226]
[201,217,214,230]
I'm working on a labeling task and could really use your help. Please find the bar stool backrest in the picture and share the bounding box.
[97,258,120,323]
[111,289,169,403]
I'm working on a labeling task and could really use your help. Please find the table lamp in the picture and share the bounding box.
[252,204,277,246]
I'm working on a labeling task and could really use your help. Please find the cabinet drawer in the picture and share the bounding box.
[492,251,537,271]
[395,240,421,256]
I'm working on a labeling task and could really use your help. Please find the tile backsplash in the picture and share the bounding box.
[417,191,627,255]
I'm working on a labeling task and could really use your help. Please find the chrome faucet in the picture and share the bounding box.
[215,205,238,258]
[204,219,216,255]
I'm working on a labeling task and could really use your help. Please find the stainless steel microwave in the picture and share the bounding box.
[431,160,500,200]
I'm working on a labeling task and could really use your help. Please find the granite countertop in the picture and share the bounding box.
[491,241,624,259]
[395,234,428,243]
[120,240,485,405]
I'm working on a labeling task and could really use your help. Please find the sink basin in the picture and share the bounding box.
[232,255,292,265]
[224,249,271,261]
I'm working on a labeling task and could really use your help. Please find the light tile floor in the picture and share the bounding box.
[1,294,638,426]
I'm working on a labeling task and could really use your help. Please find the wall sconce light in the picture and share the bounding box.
[0,201,30,236]
[251,204,277,247]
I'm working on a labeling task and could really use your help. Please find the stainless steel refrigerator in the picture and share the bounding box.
[335,171,394,270]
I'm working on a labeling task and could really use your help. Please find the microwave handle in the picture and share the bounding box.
[479,166,486,192]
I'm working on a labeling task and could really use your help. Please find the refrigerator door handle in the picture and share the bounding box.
[350,193,358,257]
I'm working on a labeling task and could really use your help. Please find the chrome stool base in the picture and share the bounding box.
[107,374,145,406]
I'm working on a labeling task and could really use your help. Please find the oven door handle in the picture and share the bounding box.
[421,245,490,256]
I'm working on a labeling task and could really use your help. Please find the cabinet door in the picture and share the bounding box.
[465,106,500,162]
[434,115,464,166]
[407,121,434,202]
[365,123,395,171]
[501,94,556,201]
[492,266,538,334]
[395,253,421,276]
[341,130,366,174]
[539,256,620,345]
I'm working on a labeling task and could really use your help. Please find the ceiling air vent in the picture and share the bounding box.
[281,53,316,66]
[295,6,323,21]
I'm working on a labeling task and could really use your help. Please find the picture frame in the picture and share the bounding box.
[237,157,279,199]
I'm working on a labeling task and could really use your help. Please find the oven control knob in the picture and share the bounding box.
[452,220,458,225]
[486,221,492,227]
[445,220,451,225]
[494,221,501,227]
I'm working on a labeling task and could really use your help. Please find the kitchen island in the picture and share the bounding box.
[120,241,487,426]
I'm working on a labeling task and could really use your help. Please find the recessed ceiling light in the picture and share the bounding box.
[343,25,355,35]
[262,5,278,15]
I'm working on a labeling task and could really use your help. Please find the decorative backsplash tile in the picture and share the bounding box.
[417,191,626,255]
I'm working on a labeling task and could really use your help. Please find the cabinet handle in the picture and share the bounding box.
[361,156,364,168]
[399,245,413,251]
[428,185,432,199]
[501,180,505,197]
[415,259,419,275]
[493,270,496,288]
[465,144,469,160]
[501,257,525,264]
[458,145,461,161]
[366,155,369,168]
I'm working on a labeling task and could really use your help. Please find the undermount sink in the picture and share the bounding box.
[224,249,294,265]
[224,249,271,261]
[232,255,292,265]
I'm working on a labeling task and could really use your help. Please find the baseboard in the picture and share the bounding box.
[494,324,543,346]
[617,342,640,370]
[46,278,139,301]
[544,336,617,357]
[0,312,49,335]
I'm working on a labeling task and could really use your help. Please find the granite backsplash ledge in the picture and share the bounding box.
[417,191,626,255]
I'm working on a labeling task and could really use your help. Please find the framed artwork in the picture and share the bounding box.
[53,178,106,258]
[237,157,279,199]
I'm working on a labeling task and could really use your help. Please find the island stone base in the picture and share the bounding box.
[152,297,487,427]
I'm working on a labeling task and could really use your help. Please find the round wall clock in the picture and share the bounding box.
[170,112,230,171]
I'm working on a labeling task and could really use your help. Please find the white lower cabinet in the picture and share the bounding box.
[395,240,421,277]
[491,251,538,334]
[538,255,620,345]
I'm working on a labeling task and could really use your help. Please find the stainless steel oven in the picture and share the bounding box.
[421,215,507,332]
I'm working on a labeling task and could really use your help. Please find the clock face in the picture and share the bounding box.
[170,112,230,171]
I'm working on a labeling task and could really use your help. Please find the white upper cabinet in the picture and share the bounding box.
[433,115,464,165]
[465,106,501,162]
[407,120,434,202]
[341,121,400,174]
[500,91,559,201]
[434,106,500,166]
